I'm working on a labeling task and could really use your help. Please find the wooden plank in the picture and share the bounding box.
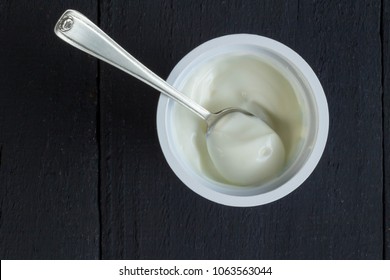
[0,1,99,259]
[292,0,383,259]
[99,0,383,259]
[383,0,390,260]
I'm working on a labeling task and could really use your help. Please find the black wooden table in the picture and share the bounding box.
[0,0,389,259]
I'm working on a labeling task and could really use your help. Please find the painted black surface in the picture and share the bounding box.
[0,0,387,259]
[0,1,99,259]
[383,0,390,259]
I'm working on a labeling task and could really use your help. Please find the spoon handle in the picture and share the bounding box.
[54,9,210,120]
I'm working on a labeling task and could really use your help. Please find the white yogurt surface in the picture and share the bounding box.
[172,54,304,186]
[207,112,286,185]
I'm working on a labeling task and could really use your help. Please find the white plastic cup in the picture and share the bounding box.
[157,34,329,207]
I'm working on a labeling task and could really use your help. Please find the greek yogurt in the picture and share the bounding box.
[172,54,305,186]
[207,112,286,185]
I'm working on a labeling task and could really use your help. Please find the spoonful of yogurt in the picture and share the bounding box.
[54,10,285,186]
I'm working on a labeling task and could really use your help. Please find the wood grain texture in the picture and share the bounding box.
[99,0,383,259]
[0,1,99,259]
[383,0,390,260]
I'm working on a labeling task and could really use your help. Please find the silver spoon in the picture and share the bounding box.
[54,10,270,132]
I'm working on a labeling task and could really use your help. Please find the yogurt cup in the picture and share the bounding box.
[156,34,328,207]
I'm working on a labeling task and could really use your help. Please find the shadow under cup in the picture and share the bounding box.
[157,34,329,207]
